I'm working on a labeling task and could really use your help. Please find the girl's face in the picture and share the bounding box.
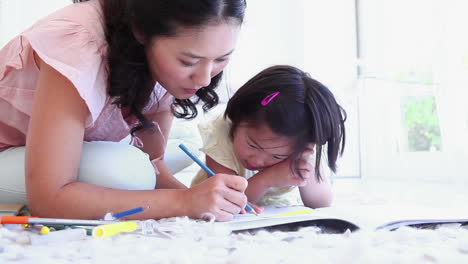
[144,22,240,99]
[232,122,295,171]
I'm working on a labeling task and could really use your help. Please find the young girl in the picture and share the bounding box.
[0,0,250,221]
[191,65,346,208]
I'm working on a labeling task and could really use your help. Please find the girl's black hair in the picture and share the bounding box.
[225,65,346,181]
[72,0,246,134]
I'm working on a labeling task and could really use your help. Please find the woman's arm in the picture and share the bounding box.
[25,57,247,221]
[135,109,187,189]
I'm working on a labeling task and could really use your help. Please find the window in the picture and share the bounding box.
[357,0,468,181]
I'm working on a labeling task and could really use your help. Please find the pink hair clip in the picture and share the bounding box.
[261,91,280,106]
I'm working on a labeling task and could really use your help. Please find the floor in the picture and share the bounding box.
[1,167,468,263]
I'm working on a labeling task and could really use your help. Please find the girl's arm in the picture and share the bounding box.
[135,109,187,189]
[246,159,332,207]
[298,168,333,208]
[245,145,332,207]
[205,155,237,175]
[206,154,306,203]
[296,147,333,208]
[245,159,306,202]
[25,57,248,221]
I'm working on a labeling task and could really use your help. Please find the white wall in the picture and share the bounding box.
[225,0,306,91]
[304,0,360,178]
[0,0,70,47]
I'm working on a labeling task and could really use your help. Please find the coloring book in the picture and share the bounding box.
[225,205,468,232]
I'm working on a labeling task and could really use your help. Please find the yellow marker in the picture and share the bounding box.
[272,209,314,217]
[39,226,50,235]
[92,221,138,238]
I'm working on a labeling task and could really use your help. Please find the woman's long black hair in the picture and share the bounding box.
[225,65,346,181]
[72,0,246,134]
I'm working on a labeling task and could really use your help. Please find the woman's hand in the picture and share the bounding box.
[182,173,249,221]
[239,202,264,215]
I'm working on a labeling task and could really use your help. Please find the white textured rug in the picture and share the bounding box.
[1,178,468,263]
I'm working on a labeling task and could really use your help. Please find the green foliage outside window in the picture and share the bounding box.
[404,97,442,152]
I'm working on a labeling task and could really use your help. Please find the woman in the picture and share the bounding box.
[0,0,249,221]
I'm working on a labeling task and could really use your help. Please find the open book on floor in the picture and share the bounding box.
[224,205,468,232]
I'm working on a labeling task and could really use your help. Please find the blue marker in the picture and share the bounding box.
[179,144,215,176]
[112,207,144,219]
[178,144,257,215]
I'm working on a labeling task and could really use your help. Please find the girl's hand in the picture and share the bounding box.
[265,145,315,188]
[295,145,315,185]
[183,174,249,221]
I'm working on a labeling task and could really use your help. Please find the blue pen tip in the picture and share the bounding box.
[245,204,257,215]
